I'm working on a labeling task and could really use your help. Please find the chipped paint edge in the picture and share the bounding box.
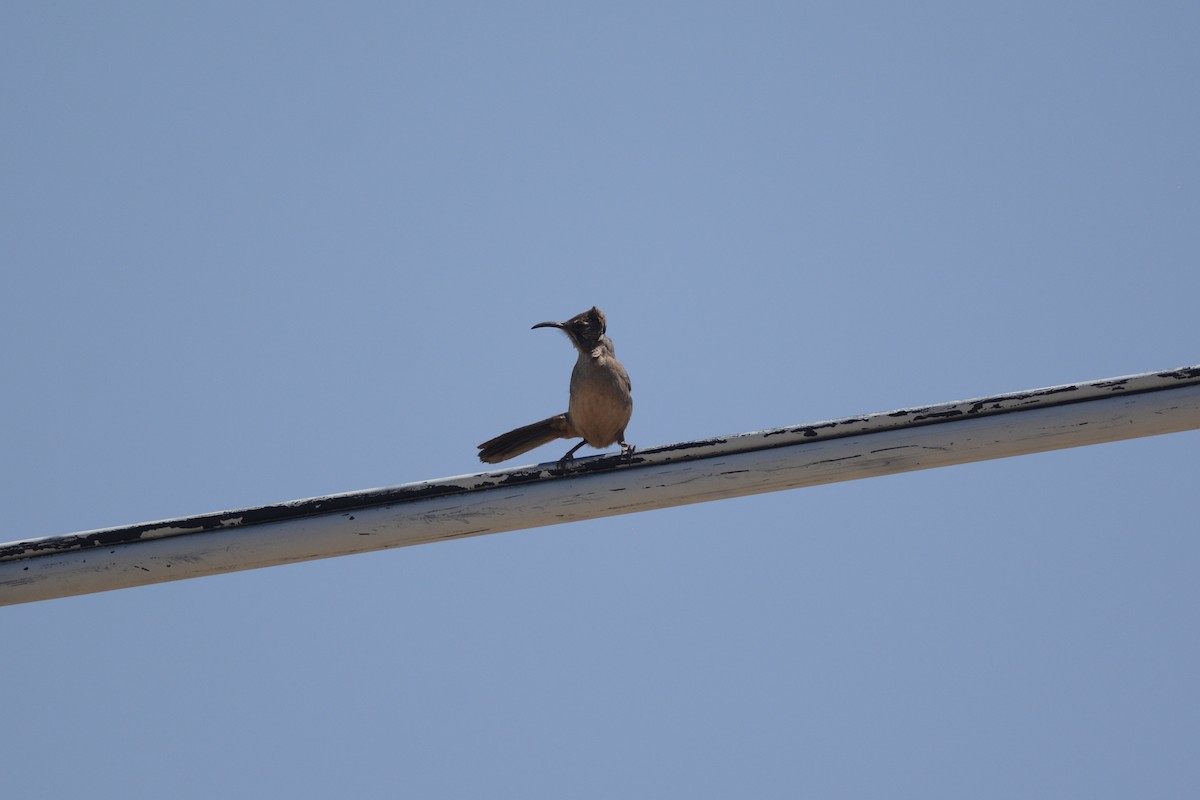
[2,364,1197,564]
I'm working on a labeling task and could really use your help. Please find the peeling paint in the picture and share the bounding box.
[3,363,1198,568]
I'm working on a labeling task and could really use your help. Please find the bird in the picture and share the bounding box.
[478,306,634,467]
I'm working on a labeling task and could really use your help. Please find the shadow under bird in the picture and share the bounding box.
[478,306,634,467]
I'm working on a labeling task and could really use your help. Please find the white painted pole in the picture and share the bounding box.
[3,366,1198,605]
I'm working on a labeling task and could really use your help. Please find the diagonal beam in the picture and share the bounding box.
[3,366,1198,606]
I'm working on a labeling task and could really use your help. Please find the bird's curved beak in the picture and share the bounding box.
[531,321,565,331]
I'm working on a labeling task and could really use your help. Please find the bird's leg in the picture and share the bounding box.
[556,440,588,471]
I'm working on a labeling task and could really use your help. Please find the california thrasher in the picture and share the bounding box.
[478,306,634,466]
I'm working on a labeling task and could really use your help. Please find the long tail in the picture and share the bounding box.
[477,414,574,464]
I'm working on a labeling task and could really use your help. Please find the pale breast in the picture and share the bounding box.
[568,353,633,447]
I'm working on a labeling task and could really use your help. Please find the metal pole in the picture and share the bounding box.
[3,366,1198,606]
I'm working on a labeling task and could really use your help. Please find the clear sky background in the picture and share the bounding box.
[3,3,1198,797]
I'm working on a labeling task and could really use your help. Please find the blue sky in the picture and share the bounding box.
[3,3,1198,797]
